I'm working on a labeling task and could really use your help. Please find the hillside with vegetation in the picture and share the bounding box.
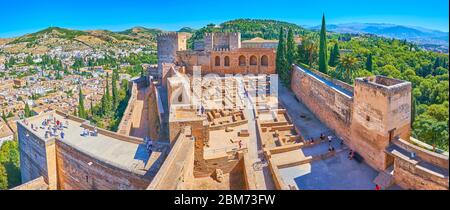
[186,19,311,48]
[0,27,157,55]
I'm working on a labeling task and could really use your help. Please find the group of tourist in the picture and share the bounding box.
[42,117,68,139]
[80,127,98,137]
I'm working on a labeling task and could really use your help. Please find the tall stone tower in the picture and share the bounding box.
[350,76,412,171]
[157,32,190,77]
[203,32,241,51]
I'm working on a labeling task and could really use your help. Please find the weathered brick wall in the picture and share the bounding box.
[176,49,276,75]
[351,78,411,170]
[17,123,52,187]
[291,66,353,140]
[148,85,161,140]
[157,33,189,76]
[55,141,151,190]
[117,83,138,136]
[193,152,243,178]
[147,127,195,190]
[203,32,241,51]
[394,138,449,170]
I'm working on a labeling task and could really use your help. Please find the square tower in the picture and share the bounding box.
[203,32,241,51]
[157,32,190,77]
[351,76,412,170]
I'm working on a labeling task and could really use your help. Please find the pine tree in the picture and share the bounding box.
[318,14,328,74]
[366,54,373,72]
[328,43,340,67]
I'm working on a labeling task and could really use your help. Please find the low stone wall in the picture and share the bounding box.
[149,83,164,140]
[390,138,449,190]
[80,123,143,145]
[194,151,243,178]
[242,153,257,190]
[147,127,195,190]
[55,110,87,124]
[393,158,449,190]
[11,176,48,190]
[209,119,248,131]
[393,138,449,170]
[266,158,289,190]
[266,143,303,155]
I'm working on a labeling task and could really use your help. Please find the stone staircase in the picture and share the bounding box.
[373,166,395,189]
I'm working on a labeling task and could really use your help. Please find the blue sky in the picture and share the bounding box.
[0,0,448,38]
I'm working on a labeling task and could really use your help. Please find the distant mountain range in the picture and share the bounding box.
[306,23,449,47]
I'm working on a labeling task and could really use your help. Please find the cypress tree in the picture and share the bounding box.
[78,88,86,119]
[411,96,417,128]
[366,54,373,72]
[90,99,94,117]
[328,43,340,67]
[285,28,296,85]
[100,92,106,116]
[112,69,118,108]
[105,73,111,103]
[103,74,112,116]
[24,103,31,118]
[318,14,328,74]
[2,110,6,122]
[276,27,289,85]
[286,28,296,66]
[276,27,287,72]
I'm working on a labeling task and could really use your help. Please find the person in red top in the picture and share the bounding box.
[375,184,381,190]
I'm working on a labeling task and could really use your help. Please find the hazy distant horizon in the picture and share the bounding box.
[0,20,448,39]
[1,0,448,38]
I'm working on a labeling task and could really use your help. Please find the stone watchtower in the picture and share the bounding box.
[203,32,241,51]
[350,76,412,171]
[157,32,190,78]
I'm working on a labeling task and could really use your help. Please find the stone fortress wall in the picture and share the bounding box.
[157,32,276,76]
[16,110,154,190]
[203,32,241,51]
[290,64,448,190]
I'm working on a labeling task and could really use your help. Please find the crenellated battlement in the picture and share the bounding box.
[157,32,180,40]
[204,32,240,37]
[212,48,231,52]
